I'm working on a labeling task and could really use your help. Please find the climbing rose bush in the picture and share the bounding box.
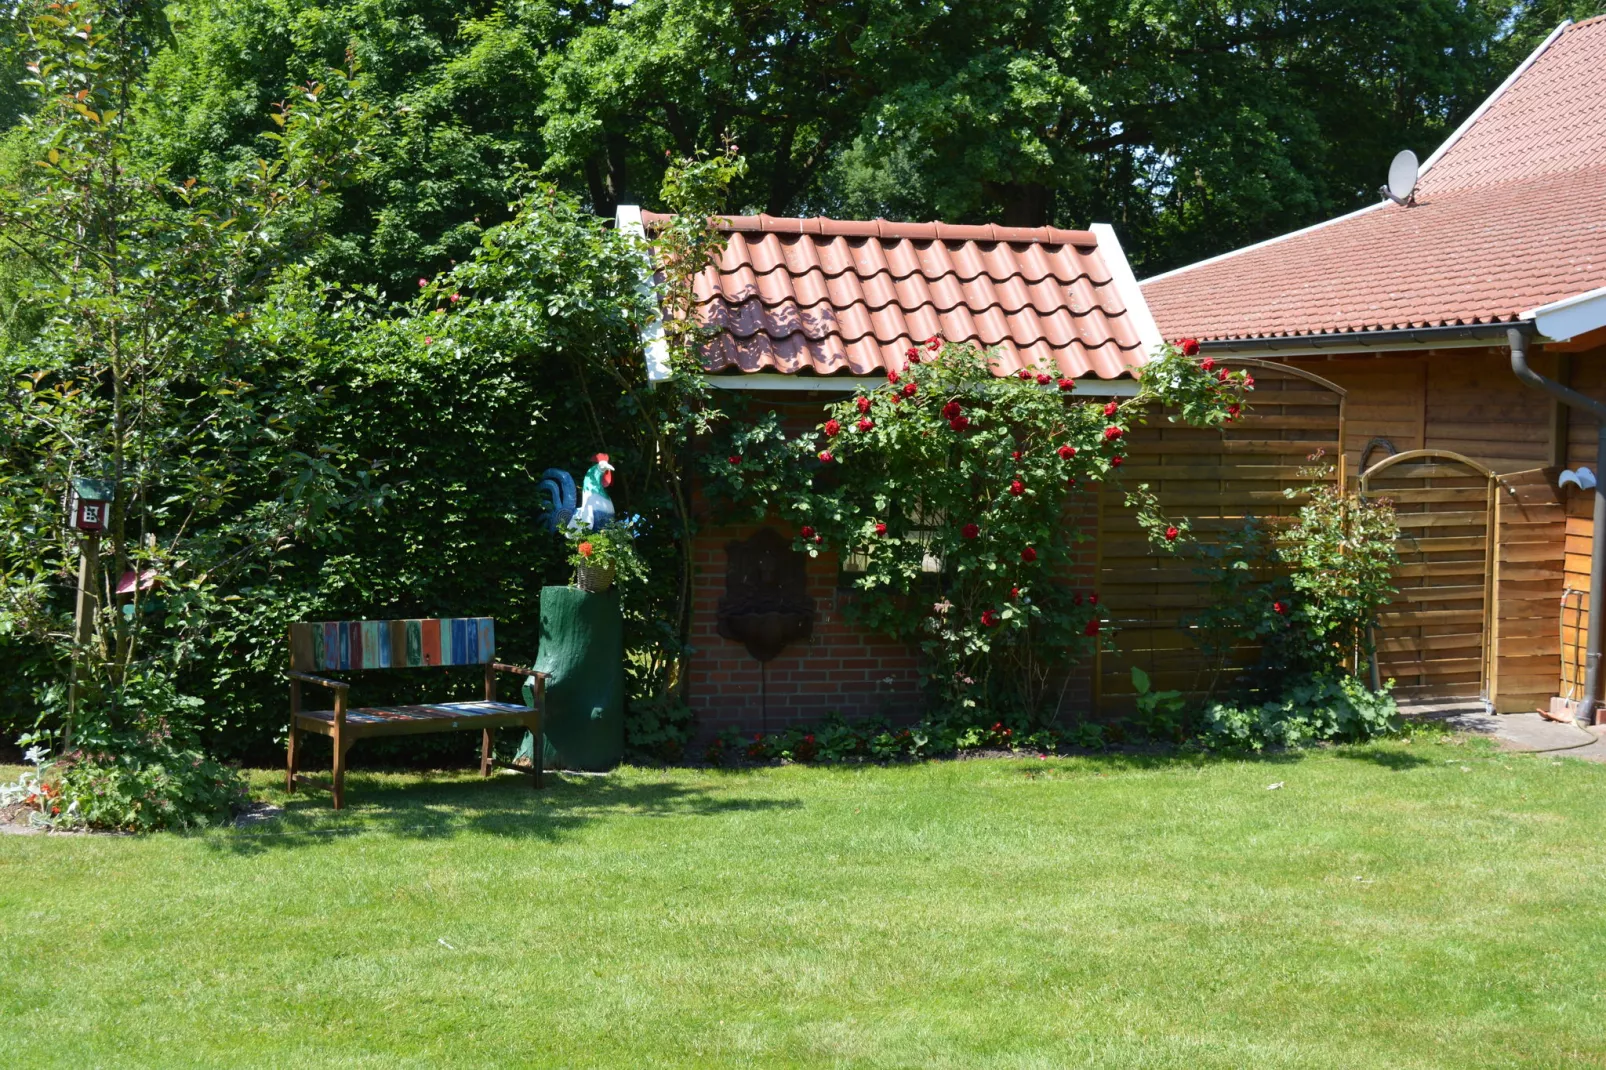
[705,339,1249,721]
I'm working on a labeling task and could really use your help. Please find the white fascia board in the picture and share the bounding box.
[616,204,672,384]
[1141,20,1572,293]
[702,373,1140,396]
[1090,222,1164,357]
[1524,284,1606,342]
[1203,334,1514,359]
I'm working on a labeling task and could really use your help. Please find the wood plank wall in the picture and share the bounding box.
[1490,468,1567,711]
[1096,362,1344,713]
[1558,336,1606,700]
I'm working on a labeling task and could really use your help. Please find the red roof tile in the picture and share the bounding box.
[642,213,1152,378]
[1143,16,1606,342]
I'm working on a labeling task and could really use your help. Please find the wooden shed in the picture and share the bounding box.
[1142,16,1606,717]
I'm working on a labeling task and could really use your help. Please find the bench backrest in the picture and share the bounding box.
[289,618,496,672]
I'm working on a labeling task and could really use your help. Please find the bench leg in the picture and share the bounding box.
[525,717,544,790]
[286,722,300,793]
[332,737,350,810]
[480,728,494,778]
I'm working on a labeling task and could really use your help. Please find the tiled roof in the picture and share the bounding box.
[641,212,1152,378]
[1143,16,1606,342]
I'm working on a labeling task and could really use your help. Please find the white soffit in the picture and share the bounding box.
[1525,285,1606,342]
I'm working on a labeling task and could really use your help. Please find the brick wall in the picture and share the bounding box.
[687,516,923,737]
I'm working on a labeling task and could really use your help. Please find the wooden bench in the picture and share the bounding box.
[286,617,546,808]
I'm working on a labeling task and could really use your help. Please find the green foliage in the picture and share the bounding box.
[703,339,1247,722]
[1202,674,1400,751]
[567,521,645,582]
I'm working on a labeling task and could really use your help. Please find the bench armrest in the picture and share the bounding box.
[492,662,546,679]
[289,670,350,692]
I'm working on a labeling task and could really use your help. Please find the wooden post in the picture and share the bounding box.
[287,678,302,793]
[65,532,100,750]
[330,688,348,810]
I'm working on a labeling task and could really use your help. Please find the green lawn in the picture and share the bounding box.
[3,737,1605,1068]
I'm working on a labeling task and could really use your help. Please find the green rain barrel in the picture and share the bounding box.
[518,585,624,771]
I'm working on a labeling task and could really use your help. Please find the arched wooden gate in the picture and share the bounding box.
[1360,450,1495,701]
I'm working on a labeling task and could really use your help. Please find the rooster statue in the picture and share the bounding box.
[539,453,616,533]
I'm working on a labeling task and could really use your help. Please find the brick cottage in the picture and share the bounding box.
[618,209,1166,736]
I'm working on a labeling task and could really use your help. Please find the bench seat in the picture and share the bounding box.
[296,700,535,733]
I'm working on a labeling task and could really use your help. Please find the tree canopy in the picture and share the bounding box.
[26,0,1588,290]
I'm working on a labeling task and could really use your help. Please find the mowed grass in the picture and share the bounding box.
[3,737,1606,1068]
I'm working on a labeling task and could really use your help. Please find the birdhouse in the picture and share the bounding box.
[68,477,114,533]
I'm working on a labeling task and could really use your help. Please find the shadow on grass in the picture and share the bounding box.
[1332,747,1434,770]
[213,771,799,856]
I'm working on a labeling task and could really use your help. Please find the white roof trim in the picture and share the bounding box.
[1090,222,1164,356]
[702,373,1141,396]
[616,204,672,384]
[1524,284,1606,342]
[1141,19,1574,290]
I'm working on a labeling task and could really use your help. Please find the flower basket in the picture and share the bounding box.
[575,563,615,593]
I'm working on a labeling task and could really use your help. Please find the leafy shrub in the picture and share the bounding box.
[624,696,696,763]
[1202,675,1399,751]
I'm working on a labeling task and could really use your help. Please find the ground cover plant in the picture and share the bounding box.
[2,742,1604,1068]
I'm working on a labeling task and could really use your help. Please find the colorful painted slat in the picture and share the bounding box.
[288,618,498,671]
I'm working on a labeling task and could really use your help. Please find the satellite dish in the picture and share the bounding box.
[1381,149,1419,206]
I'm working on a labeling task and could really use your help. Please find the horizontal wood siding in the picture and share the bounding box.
[1097,362,1344,712]
[1490,468,1565,712]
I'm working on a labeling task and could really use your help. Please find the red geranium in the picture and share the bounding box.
[1179,338,1200,356]
[824,419,841,436]
[1021,546,1037,562]
[578,541,594,557]
[1057,444,1076,459]
[962,523,980,540]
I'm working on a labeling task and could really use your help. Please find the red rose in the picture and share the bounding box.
[926,336,941,350]
[941,400,962,419]
[857,396,872,414]
[875,522,887,535]
[857,417,874,432]
[1021,546,1037,562]
[728,455,741,465]
[814,535,824,545]
[1058,377,1075,392]
[1017,369,1032,380]
[800,526,815,538]
[1057,444,1075,459]
[950,416,970,431]
[1011,450,1022,461]
[981,609,999,627]
[1083,618,1101,637]
[1036,373,1051,385]
[423,336,433,345]
[1089,593,1099,605]
[1244,375,1255,388]
[1072,593,1083,606]
[818,450,834,463]
[1227,403,1241,419]
[1217,368,1230,382]
[449,292,461,304]
[1180,338,1200,356]
[905,347,919,360]
[825,419,841,436]
[1010,586,1020,599]
[1165,525,1179,541]
[1111,456,1123,467]
[418,277,428,288]
[1103,426,1123,442]
[887,369,900,384]
[1103,401,1118,417]
[1009,479,1025,496]
[1273,600,1286,615]
[1200,357,1216,372]
[902,381,917,397]
[962,523,980,540]
[890,394,902,405]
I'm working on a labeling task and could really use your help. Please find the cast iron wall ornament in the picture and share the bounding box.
[717,527,815,662]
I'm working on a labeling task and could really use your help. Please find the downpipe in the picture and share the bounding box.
[1509,325,1606,726]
